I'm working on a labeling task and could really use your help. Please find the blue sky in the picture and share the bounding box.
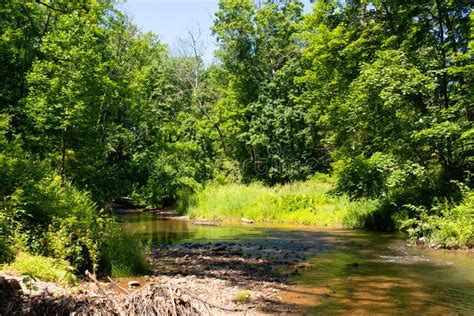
[120,0,314,63]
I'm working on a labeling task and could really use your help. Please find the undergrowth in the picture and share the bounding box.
[1,252,76,285]
[100,232,150,278]
[187,175,378,228]
[401,190,474,249]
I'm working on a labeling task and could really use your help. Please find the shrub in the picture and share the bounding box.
[99,229,149,278]
[6,175,148,275]
[336,153,395,199]
[6,175,105,272]
[2,252,76,285]
[132,149,201,207]
[401,190,474,248]
[46,215,105,274]
[211,158,242,185]
[0,211,14,263]
[0,237,14,264]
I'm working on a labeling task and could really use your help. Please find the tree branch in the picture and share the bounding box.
[20,3,40,36]
[35,0,67,13]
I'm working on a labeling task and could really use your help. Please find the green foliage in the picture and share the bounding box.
[0,0,471,279]
[6,175,102,272]
[335,154,395,200]
[401,191,474,249]
[188,178,378,227]
[213,0,328,183]
[2,252,76,285]
[297,0,472,235]
[22,275,39,294]
[46,215,103,274]
[3,172,148,275]
[233,290,252,302]
[99,231,149,278]
[132,144,202,208]
[0,213,14,264]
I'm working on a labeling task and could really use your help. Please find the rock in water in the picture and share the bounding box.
[128,281,141,288]
[241,218,254,224]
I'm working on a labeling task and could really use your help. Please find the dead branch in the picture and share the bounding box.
[107,276,130,295]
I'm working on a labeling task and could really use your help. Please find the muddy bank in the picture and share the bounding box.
[147,240,320,313]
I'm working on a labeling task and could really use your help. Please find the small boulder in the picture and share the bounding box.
[241,218,254,224]
[128,280,141,288]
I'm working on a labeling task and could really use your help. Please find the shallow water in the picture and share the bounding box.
[121,213,474,315]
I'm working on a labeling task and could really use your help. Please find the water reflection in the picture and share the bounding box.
[119,213,474,314]
[119,213,262,245]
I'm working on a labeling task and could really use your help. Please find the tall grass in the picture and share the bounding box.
[187,175,378,227]
[100,232,150,278]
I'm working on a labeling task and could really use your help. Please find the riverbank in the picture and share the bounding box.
[185,179,379,228]
[1,238,310,314]
[183,179,474,249]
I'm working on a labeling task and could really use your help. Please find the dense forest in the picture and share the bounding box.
[1,0,473,278]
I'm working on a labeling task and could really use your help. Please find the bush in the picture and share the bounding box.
[99,230,149,278]
[401,190,474,248]
[0,237,14,264]
[7,176,105,272]
[335,153,394,199]
[46,215,105,274]
[356,199,398,231]
[0,211,14,263]
[2,252,76,285]
[6,175,148,275]
[132,148,201,207]
[211,158,242,185]
[1,116,148,277]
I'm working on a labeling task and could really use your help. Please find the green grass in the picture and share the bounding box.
[233,290,252,302]
[100,233,150,278]
[187,176,378,228]
[1,252,76,285]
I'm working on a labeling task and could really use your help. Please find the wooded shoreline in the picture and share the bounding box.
[1,1,472,312]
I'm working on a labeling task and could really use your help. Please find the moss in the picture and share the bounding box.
[233,290,252,302]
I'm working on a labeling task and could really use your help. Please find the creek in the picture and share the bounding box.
[121,213,474,314]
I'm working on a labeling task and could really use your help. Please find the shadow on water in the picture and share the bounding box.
[120,213,474,315]
[279,231,474,315]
